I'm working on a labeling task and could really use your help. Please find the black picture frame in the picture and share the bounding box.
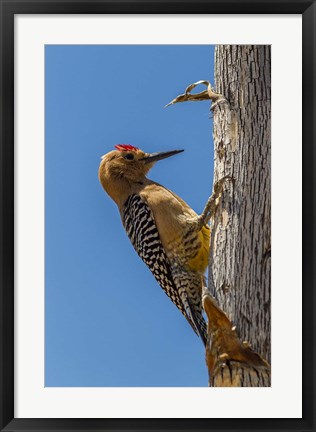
[0,1,315,431]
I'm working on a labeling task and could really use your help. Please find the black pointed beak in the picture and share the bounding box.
[140,149,184,164]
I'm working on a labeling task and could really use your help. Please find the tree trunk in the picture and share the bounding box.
[207,45,271,385]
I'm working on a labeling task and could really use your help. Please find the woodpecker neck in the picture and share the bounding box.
[98,161,149,208]
[99,173,130,208]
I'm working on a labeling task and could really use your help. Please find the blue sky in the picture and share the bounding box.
[45,45,215,387]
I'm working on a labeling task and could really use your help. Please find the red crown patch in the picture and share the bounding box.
[115,144,139,152]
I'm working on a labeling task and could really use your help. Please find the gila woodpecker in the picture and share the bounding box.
[98,144,228,345]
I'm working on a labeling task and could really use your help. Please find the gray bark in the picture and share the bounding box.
[208,45,271,365]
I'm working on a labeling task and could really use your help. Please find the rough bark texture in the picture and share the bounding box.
[208,45,271,372]
[211,361,270,387]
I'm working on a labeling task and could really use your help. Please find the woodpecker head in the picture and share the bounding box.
[98,144,183,204]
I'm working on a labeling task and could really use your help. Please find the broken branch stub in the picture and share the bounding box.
[165,80,227,108]
[202,291,271,387]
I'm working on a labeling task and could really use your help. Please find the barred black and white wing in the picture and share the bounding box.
[122,193,202,338]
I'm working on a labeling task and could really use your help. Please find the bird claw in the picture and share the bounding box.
[198,175,234,227]
[213,175,234,194]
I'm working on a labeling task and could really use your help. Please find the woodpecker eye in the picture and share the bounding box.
[124,153,134,161]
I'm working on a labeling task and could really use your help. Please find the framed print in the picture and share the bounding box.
[0,1,315,431]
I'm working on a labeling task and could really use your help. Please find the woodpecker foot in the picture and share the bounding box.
[165,80,227,109]
[184,175,233,234]
[183,176,233,236]
[198,175,234,228]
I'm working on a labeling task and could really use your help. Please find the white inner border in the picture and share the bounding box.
[15,15,302,418]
